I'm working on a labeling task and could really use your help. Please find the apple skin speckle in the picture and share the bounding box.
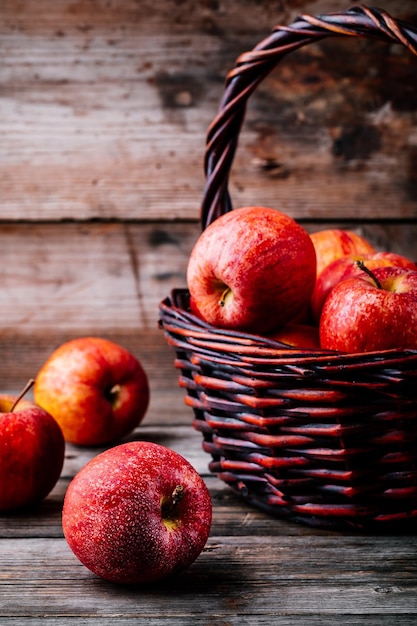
[62,441,212,584]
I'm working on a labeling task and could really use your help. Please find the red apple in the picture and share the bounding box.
[267,323,321,349]
[311,251,416,321]
[62,441,212,584]
[0,392,65,512]
[34,337,149,446]
[187,206,317,334]
[319,265,417,353]
[310,228,376,279]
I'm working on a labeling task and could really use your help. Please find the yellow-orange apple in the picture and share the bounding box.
[187,206,317,335]
[34,337,149,446]
[319,265,417,353]
[311,251,416,321]
[310,228,375,279]
[62,441,212,584]
[0,393,65,512]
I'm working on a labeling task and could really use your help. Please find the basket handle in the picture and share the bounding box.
[200,5,417,231]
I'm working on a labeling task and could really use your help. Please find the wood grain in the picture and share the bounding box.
[1,0,416,221]
[0,221,415,335]
[1,425,417,624]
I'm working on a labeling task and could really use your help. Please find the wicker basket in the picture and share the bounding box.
[159,5,417,530]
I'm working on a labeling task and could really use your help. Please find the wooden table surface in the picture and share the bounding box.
[2,422,417,625]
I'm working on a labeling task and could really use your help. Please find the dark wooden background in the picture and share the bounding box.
[1,0,416,426]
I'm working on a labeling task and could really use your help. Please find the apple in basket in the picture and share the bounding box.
[0,385,65,513]
[319,264,417,353]
[187,206,317,335]
[62,441,212,584]
[311,251,417,322]
[310,228,376,280]
[34,337,150,446]
[267,323,321,349]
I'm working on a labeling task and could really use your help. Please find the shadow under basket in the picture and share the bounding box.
[159,6,417,531]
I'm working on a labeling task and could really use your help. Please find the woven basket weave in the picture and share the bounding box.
[159,5,417,530]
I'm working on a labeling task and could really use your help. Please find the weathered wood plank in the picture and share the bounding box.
[0,220,414,334]
[1,0,416,221]
[3,613,416,626]
[0,476,319,541]
[0,222,194,332]
[0,332,189,427]
[1,534,417,618]
[0,221,195,422]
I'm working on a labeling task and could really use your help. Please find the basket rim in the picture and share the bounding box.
[159,288,417,366]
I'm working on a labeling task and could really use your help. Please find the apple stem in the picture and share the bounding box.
[218,287,230,307]
[355,260,382,289]
[162,485,185,518]
[11,379,35,412]
[106,383,121,407]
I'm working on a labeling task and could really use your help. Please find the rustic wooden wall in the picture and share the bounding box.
[1,0,416,424]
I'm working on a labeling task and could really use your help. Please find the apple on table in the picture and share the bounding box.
[62,441,212,584]
[187,206,317,335]
[319,265,417,353]
[266,323,321,350]
[0,388,65,513]
[34,336,150,446]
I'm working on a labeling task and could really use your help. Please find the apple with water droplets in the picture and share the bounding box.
[187,206,317,334]
[319,265,417,353]
[62,441,212,584]
[311,251,416,321]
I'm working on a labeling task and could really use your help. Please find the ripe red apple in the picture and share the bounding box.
[0,391,65,512]
[187,206,317,334]
[34,337,149,446]
[267,323,321,349]
[311,251,416,321]
[310,228,376,279]
[62,441,212,584]
[319,265,417,353]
